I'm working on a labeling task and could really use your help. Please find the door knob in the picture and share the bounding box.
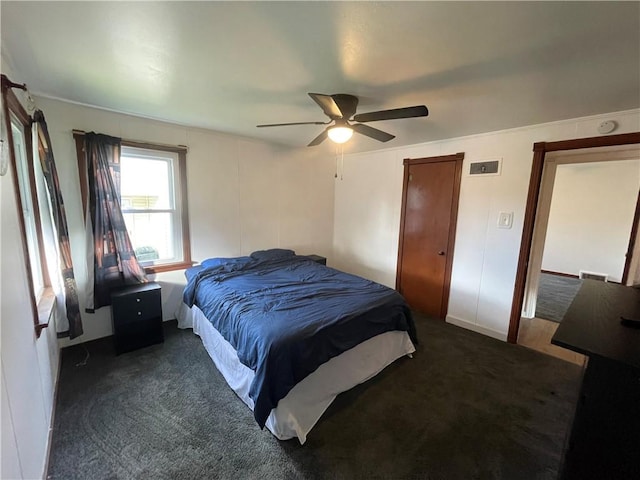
[437,251,445,256]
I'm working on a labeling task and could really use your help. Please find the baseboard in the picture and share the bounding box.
[541,269,579,279]
[42,348,62,480]
[542,269,621,284]
[446,315,508,342]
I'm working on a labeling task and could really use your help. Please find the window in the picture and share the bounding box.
[74,134,191,274]
[11,112,45,298]
[2,75,51,336]
[120,144,189,270]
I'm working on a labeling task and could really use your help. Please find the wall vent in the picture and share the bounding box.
[579,270,608,282]
[469,160,500,175]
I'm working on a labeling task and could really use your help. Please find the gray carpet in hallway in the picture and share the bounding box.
[535,273,583,323]
[47,314,582,480]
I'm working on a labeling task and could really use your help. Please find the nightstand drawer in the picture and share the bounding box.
[110,282,163,354]
[114,319,163,351]
[112,291,161,323]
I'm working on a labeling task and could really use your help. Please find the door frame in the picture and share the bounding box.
[396,152,464,319]
[621,190,640,285]
[507,132,640,343]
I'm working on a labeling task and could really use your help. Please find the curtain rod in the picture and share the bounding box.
[1,74,28,92]
[72,129,188,153]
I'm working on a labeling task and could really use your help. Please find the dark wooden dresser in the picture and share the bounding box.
[110,282,163,354]
[551,280,640,480]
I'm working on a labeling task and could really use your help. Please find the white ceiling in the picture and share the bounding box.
[2,1,639,153]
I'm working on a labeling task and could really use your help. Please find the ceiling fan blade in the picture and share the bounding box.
[308,93,344,119]
[307,127,329,147]
[257,121,329,128]
[353,105,429,123]
[352,123,395,142]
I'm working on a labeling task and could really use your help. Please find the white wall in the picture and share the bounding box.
[1,58,60,480]
[333,110,640,340]
[32,97,335,347]
[541,160,640,282]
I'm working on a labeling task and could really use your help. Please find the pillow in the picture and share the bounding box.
[184,265,204,282]
[249,248,296,261]
[201,256,250,268]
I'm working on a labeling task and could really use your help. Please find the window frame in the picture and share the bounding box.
[2,76,52,337]
[74,132,192,274]
[120,143,185,269]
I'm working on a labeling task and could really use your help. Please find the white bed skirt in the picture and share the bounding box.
[176,302,415,444]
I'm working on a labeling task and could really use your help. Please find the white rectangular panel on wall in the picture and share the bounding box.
[333,150,402,288]
[187,130,243,260]
[1,365,22,479]
[238,142,281,255]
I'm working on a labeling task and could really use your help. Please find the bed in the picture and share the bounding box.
[177,249,417,444]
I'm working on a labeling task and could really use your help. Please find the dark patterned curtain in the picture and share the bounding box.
[83,132,147,311]
[33,111,83,339]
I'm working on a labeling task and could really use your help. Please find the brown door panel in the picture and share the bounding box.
[397,154,463,319]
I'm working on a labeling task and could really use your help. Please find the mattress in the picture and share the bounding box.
[183,250,417,427]
[177,302,416,444]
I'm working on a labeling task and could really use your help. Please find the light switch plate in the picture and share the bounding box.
[498,212,513,229]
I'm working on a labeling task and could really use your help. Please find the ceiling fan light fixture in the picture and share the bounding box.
[327,126,353,144]
[258,93,428,146]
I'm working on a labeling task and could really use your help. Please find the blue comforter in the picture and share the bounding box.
[183,250,417,428]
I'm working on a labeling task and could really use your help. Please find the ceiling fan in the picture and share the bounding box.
[257,93,429,147]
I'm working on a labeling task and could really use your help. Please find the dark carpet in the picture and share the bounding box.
[535,273,583,323]
[47,314,582,480]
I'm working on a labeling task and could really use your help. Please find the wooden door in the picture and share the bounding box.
[396,153,463,319]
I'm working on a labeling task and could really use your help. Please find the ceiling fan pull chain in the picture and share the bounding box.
[334,145,344,180]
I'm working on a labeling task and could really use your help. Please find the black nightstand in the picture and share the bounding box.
[307,254,327,265]
[110,282,163,354]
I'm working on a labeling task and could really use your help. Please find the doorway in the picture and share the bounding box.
[396,153,463,319]
[508,133,640,344]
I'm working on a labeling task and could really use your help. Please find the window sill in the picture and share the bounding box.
[144,261,195,275]
[35,287,55,338]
